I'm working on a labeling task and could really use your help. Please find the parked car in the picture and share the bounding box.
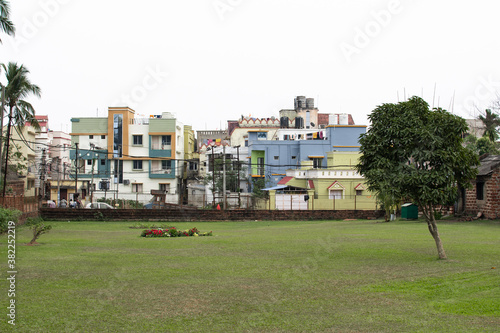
[84,202,115,209]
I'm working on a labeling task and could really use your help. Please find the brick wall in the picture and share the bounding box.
[482,169,500,219]
[465,170,500,219]
[41,208,385,222]
[465,181,478,215]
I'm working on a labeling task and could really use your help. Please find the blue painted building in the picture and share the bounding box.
[248,125,366,188]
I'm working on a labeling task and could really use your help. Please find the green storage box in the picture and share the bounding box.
[401,203,418,219]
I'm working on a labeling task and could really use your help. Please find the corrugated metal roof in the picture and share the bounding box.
[278,176,293,185]
[477,155,500,177]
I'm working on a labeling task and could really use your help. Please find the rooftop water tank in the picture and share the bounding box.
[306,98,314,109]
[339,114,349,125]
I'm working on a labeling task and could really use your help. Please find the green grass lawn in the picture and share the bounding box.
[1,219,499,332]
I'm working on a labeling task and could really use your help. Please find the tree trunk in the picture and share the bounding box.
[2,106,13,197]
[422,204,447,259]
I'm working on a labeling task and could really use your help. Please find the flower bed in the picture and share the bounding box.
[140,227,212,238]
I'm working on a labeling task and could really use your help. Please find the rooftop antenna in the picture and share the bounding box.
[432,83,437,108]
[451,90,456,113]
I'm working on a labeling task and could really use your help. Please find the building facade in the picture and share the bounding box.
[70,107,185,205]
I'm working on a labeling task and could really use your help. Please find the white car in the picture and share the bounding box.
[84,202,116,209]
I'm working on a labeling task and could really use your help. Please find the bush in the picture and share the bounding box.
[0,207,22,234]
[141,226,212,238]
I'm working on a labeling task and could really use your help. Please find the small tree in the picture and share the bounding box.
[464,135,499,156]
[203,157,246,194]
[251,177,268,199]
[357,96,479,259]
[25,217,52,245]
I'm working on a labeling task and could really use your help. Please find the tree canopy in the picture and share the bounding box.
[0,0,15,42]
[357,96,479,259]
[478,108,500,142]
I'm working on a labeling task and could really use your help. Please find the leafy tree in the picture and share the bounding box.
[357,96,479,259]
[464,135,499,156]
[0,0,15,42]
[203,155,246,194]
[251,177,268,199]
[478,108,500,142]
[1,62,41,196]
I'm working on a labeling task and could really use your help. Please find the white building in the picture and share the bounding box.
[70,107,185,205]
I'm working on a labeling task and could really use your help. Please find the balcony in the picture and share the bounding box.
[149,136,172,158]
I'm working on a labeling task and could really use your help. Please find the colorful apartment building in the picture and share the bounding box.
[70,107,185,204]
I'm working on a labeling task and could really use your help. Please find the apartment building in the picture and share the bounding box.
[70,107,185,205]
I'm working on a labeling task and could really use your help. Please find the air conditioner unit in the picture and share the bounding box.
[123,179,130,185]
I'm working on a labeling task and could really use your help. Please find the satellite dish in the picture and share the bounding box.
[310,122,315,127]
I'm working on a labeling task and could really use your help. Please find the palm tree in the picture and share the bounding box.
[478,109,500,142]
[0,0,15,42]
[2,62,41,197]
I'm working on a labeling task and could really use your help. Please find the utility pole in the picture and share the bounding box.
[90,143,95,204]
[223,144,226,210]
[75,143,79,200]
[236,145,241,208]
[211,149,215,208]
[40,149,47,200]
[55,157,61,206]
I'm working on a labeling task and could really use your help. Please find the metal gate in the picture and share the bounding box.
[275,194,308,210]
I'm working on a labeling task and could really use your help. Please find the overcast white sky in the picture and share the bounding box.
[2,0,500,133]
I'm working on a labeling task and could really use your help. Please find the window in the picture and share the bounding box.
[133,160,143,170]
[113,114,123,158]
[159,183,170,192]
[329,190,343,200]
[161,135,171,146]
[311,157,323,169]
[356,190,363,196]
[87,159,92,165]
[89,135,94,139]
[274,156,279,160]
[132,183,143,193]
[291,156,297,160]
[162,160,172,170]
[189,162,198,171]
[476,181,485,200]
[257,132,267,140]
[100,159,106,166]
[101,135,106,139]
[133,135,143,145]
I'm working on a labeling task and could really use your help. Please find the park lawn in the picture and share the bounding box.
[1,219,499,332]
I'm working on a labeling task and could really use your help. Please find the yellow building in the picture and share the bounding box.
[265,151,377,210]
[4,124,37,196]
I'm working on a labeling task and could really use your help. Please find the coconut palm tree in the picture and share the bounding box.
[0,0,15,42]
[479,108,500,142]
[2,62,41,196]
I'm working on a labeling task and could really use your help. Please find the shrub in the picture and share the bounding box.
[141,227,212,238]
[25,217,52,245]
[0,207,22,235]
